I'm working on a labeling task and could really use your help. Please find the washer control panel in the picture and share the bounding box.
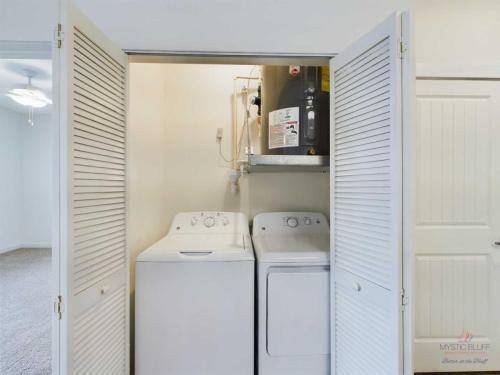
[254,212,329,235]
[170,212,247,234]
[286,217,299,228]
[189,212,230,228]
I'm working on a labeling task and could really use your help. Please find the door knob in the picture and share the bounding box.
[493,241,500,247]
[353,282,362,292]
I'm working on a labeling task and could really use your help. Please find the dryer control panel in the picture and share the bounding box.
[169,212,250,235]
[252,212,329,235]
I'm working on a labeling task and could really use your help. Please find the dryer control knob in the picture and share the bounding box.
[286,217,299,228]
[204,216,215,228]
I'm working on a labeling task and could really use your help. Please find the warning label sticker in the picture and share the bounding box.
[268,107,299,149]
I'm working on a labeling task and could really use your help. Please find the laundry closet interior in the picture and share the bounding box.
[127,56,331,256]
[127,55,333,375]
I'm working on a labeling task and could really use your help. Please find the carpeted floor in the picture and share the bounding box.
[0,248,51,375]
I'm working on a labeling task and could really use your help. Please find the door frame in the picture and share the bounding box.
[105,49,416,371]
[52,4,62,372]
[0,38,62,375]
[51,11,414,374]
[0,36,64,375]
[402,10,416,375]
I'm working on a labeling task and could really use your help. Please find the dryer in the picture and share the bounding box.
[252,212,330,375]
[135,212,254,375]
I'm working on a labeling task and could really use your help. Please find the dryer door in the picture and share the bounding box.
[267,268,330,356]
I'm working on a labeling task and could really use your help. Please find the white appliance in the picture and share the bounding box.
[252,212,330,375]
[135,212,254,375]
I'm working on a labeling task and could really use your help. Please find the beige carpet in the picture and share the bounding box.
[0,248,51,375]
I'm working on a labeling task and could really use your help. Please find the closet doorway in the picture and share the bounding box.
[0,41,56,375]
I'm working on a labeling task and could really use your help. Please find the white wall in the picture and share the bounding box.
[2,0,499,72]
[0,0,57,42]
[128,64,170,268]
[0,108,23,251]
[21,113,53,247]
[4,0,499,74]
[0,0,411,53]
[73,0,412,54]
[415,0,500,77]
[128,63,330,287]
[0,107,52,252]
[0,0,414,55]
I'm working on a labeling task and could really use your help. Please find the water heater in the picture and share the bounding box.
[264,66,329,156]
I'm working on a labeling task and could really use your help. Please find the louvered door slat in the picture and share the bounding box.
[73,287,126,374]
[74,129,125,150]
[71,27,126,282]
[74,142,124,160]
[331,12,403,375]
[74,197,125,208]
[336,75,390,105]
[75,122,126,144]
[73,66,124,103]
[75,108,125,133]
[74,95,124,121]
[73,35,125,79]
[74,152,125,168]
[74,79,125,112]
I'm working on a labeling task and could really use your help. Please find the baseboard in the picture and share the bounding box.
[20,243,52,249]
[0,244,20,255]
[0,243,52,254]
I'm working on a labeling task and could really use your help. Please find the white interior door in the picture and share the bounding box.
[57,0,129,373]
[413,79,500,372]
[330,12,409,375]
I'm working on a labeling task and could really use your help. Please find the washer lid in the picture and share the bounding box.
[136,233,254,262]
[252,233,329,263]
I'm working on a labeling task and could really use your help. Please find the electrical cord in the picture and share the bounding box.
[218,142,234,163]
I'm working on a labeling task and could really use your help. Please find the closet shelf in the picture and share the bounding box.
[247,155,329,173]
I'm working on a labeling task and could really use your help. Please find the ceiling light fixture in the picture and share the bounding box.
[5,70,51,126]
[6,86,52,108]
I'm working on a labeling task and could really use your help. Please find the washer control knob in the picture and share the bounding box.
[286,217,299,228]
[204,216,215,228]
[191,217,198,226]
[221,217,229,226]
[304,218,312,225]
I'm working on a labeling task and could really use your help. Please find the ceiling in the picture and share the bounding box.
[0,59,52,114]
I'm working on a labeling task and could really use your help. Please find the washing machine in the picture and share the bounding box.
[252,212,330,375]
[135,212,254,375]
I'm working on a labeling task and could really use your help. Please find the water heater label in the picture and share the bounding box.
[268,107,299,149]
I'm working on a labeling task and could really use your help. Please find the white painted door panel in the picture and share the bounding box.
[267,271,330,356]
[414,80,500,372]
[330,12,406,375]
[58,0,129,373]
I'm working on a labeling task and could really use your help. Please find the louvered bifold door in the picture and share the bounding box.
[330,13,405,375]
[59,1,128,374]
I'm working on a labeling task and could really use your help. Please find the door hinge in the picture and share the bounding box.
[54,295,64,320]
[401,288,409,311]
[55,23,64,48]
[399,39,408,60]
